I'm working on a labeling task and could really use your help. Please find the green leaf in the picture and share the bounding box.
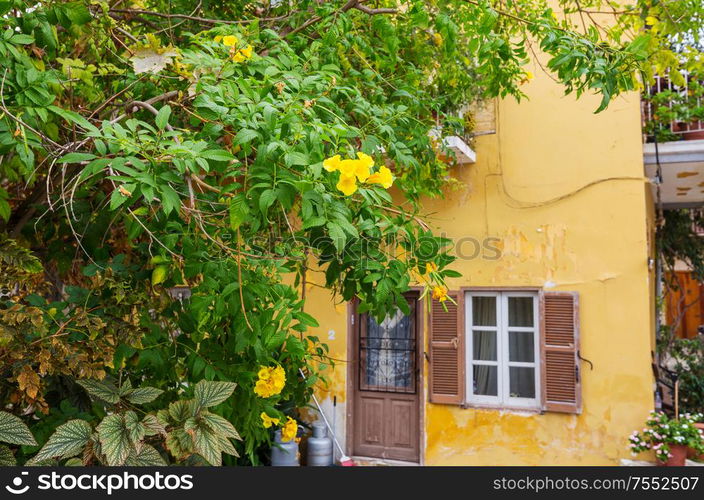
[110,187,133,210]
[141,415,166,437]
[217,434,239,457]
[228,194,249,231]
[168,400,195,424]
[296,311,319,328]
[78,158,111,182]
[159,184,181,215]
[201,412,241,440]
[327,222,346,252]
[34,420,91,461]
[165,428,193,459]
[76,379,120,404]
[193,380,236,409]
[258,189,277,214]
[0,411,37,446]
[62,1,92,25]
[265,329,287,349]
[118,378,132,396]
[221,281,240,299]
[0,189,9,222]
[155,105,171,130]
[59,152,97,164]
[125,444,167,466]
[151,265,168,286]
[0,445,15,465]
[9,34,34,45]
[284,151,309,167]
[48,106,98,134]
[303,216,326,229]
[234,129,259,145]
[190,421,222,466]
[125,387,164,405]
[96,414,133,466]
[123,411,145,445]
[200,149,234,162]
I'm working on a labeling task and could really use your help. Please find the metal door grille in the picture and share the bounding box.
[359,308,417,394]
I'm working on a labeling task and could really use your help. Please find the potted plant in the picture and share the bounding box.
[687,413,704,461]
[629,411,704,466]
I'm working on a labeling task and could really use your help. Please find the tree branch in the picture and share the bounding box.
[109,8,250,25]
[354,4,397,15]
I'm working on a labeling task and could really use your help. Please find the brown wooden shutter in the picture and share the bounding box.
[540,291,581,414]
[428,292,465,405]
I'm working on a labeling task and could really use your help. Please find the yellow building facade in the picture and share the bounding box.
[305,65,656,465]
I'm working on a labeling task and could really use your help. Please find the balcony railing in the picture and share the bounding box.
[642,73,704,143]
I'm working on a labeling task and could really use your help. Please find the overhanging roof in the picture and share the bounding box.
[643,140,704,208]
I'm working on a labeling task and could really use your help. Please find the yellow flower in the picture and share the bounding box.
[525,71,534,81]
[336,173,358,196]
[232,51,246,63]
[222,35,239,47]
[432,285,448,302]
[356,151,374,171]
[271,365,286,392]
[254,379,273,398]
[325,152,382,195]
[425,262,438,274]
[281,416,298,442]
[240,44,253,58]
[261,412,280,429]
[367,165,394,189]
[214,35,223,43]
[433,32,443,46]
[323,155,342,172]
[253,365,286,398]
[337,159,356,178]
[342,159,371,182]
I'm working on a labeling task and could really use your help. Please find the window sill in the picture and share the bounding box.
[461,402,542,414]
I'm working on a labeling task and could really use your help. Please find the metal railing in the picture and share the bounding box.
[642,72,704,143]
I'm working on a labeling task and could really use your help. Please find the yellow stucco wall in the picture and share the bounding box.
[304,62,656,465]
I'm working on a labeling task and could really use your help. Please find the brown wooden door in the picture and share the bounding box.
[352,294,420,462]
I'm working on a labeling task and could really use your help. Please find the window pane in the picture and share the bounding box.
[508,331,534,362]
[472,296,496,326]
[473,365,498,396]
[508,297,534,327]
[473,330,497,361]
[509,367,535,398]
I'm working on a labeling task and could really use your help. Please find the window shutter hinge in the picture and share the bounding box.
[351,314,355,325]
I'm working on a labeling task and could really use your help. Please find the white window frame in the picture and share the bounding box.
[465,291,540,409]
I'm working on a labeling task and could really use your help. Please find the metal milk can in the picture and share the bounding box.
[307,420,333,466]
[271,429,299,466]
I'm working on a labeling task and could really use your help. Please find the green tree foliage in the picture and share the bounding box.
[0,0,699,464]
